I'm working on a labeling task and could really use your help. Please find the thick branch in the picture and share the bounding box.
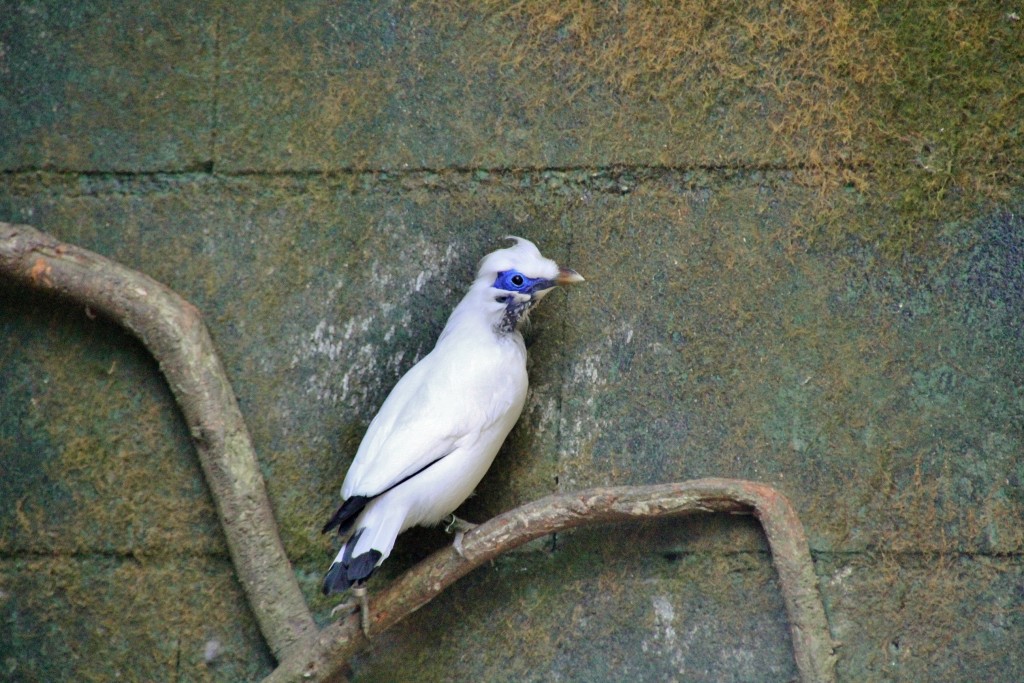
[2,223,835,682]
[268,479,837,683]
[0,222,316,660]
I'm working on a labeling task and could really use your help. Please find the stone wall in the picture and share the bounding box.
[2,2,1022,680]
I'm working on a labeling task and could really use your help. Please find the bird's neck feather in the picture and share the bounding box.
[439,283,526,345]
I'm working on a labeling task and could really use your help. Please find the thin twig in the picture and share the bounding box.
[0,222,317,660]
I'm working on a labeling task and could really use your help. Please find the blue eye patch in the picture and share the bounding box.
[493,270,555,294]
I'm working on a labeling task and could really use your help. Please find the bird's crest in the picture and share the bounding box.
[475,236,558,282]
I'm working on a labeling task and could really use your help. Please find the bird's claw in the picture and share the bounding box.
[453,530,467,558]
[443,514,478,535]
[329,599,356,618]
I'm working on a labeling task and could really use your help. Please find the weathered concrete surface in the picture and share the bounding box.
[2,1,1023,681]
[0,556,272,681]
[0,1,215,172]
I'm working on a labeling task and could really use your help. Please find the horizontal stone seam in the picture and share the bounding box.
[7,548,1021,562]
[0,549,232,561]
[0,163,855,198]
[1,161,864,179]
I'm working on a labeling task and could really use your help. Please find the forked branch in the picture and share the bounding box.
[0,223,836,682]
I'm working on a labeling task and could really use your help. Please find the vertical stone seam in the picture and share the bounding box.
[209,5,222,174]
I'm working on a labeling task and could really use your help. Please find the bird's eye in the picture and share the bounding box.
[511,274,524,287]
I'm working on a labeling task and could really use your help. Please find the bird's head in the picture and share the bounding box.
[474,236,584,333]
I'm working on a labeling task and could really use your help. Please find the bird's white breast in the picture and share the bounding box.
[340,314,528,502]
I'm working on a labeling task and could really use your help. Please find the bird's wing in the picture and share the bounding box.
[340,346,521,498]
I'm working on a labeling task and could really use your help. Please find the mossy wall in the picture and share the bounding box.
[1,1,1022,681]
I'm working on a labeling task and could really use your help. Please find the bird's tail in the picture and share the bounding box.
[321,503,406,595]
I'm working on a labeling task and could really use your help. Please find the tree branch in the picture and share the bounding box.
[267,479,837,683]
[1,223,836,682]
[0,222,317,660]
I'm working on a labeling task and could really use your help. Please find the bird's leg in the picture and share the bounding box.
[443,514,478,558]
[352,584,370,637]
[329,583,372,638]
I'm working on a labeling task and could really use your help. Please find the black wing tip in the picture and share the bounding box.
[322,495,372,535]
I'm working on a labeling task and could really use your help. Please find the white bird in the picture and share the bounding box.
[321,237,584,622]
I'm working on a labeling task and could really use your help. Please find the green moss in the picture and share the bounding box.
[410,0,1021,255]
[30,307,221,557]
[353,519,795,682]
[1,0,214,171]
[0,557,273,681]
[822,553,1023,680]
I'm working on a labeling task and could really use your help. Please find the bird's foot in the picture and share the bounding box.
[443,515,478,558]
[330,585,372,638]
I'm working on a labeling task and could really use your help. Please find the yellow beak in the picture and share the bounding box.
[555,267,585,285]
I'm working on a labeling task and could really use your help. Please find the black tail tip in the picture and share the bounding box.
[321,550,383,596]
[322,562,351,596]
